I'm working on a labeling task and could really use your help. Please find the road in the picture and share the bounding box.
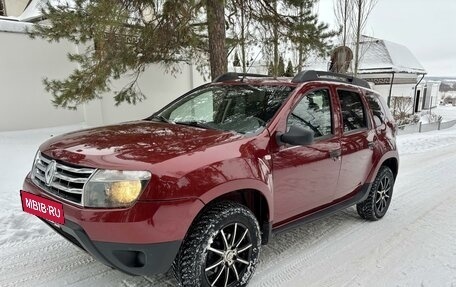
[1,125,456,287]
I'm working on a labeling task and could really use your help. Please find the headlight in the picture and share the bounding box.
[83,170,151,208]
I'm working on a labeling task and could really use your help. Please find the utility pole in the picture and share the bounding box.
[354,0,362,76]
[241,0,246,73]
[272,0,279,77]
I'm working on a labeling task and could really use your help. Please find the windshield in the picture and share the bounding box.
[155,85,295,134]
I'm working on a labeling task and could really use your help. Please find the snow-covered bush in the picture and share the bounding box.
[420,111,442,124]
[392,97,418,126]
[395,113,420,126]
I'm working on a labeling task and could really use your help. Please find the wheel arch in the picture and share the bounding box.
[190,187,272,245]
[381,157,399,180]
[367,151,399,183]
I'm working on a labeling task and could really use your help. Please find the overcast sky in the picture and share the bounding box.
[317,0,456,77]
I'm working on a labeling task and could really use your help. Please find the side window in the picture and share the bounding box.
[365,92,386,127]
[337,90,367,132]
[287,89,332,138]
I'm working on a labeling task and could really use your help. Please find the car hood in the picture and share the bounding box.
[40,121,242,170]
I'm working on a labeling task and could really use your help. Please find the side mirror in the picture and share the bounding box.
[277,125,314,146]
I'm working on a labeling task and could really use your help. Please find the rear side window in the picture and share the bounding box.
[365,92,386,127]
[337,90,367,132]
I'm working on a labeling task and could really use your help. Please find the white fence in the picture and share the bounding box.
[397,119,456,135]
[0,20,205,131]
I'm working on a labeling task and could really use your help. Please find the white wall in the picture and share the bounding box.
[362,73,419,113]
[422,83,440,109]
[94,63,205,126]
[4,0,28,17]
[0,27,85,131]
[0,21,206,131]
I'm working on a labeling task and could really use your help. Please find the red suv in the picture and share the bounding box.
[21,70,398,286]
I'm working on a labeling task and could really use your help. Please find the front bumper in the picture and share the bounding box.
[23,175,205,275]
[41,218,181,275]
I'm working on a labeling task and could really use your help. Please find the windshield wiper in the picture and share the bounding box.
[149,115,175,124]
[174,121,215,130]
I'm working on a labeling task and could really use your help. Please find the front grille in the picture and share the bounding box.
[31,153,96,206]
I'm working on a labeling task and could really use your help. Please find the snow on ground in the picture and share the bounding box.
[434,105,456,122]
[1,121,456,286]
[420,105,456,124]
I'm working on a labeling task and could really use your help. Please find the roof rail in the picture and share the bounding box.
[213,72,269,82]
[292,70,371,89]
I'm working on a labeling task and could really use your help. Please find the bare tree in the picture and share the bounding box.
[351,0,378,76]
[333,0,378,75]
[334,0,351,46]
[392,97,420,125]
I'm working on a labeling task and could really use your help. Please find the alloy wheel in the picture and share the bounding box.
[204,223,253,287]
[375,175,392,215]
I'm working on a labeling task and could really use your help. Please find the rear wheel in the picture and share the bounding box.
[174,201,261,287]
[356,166,394,221]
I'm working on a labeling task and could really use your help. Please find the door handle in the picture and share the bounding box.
[329,149,341,161]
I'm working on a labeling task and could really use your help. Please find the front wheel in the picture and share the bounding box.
[174,201,261,287]
[356,166,395,221]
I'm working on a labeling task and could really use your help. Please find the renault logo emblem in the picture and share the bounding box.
[44,160,57,186]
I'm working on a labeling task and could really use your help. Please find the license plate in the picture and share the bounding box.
[20,190,65,225]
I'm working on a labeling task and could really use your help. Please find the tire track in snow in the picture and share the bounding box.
[1,131,456,286]
[0,233,179,287]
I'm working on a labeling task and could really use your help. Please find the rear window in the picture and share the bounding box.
[365,92,392,127]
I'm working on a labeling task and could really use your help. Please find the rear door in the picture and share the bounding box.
[272,87,342,224]
[333,87,376,199]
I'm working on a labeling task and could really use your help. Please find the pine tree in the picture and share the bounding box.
[233,51,241,67]
[267,61,274,76]
[285,60,294,77]
[278,56,285,76]
[207,0,227,80]
[31,0,336,109]
[285,0,338,72]
[31,0,209,108]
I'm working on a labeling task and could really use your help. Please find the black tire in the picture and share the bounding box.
[174,201,261,287]
[356,166,394,221]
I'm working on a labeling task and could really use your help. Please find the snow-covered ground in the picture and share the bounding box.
[2,119,456,286]
[434,104,456,122]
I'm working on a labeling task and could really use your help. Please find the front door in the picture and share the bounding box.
[272,88,342,225]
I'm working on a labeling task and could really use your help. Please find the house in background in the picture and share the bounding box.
[420,80,440,110]
[356,36,427,114]
[304,36,430,115]
[426,77,456,105]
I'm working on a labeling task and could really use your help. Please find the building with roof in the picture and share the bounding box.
[357,36,429,113]
[304,36,431,114]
